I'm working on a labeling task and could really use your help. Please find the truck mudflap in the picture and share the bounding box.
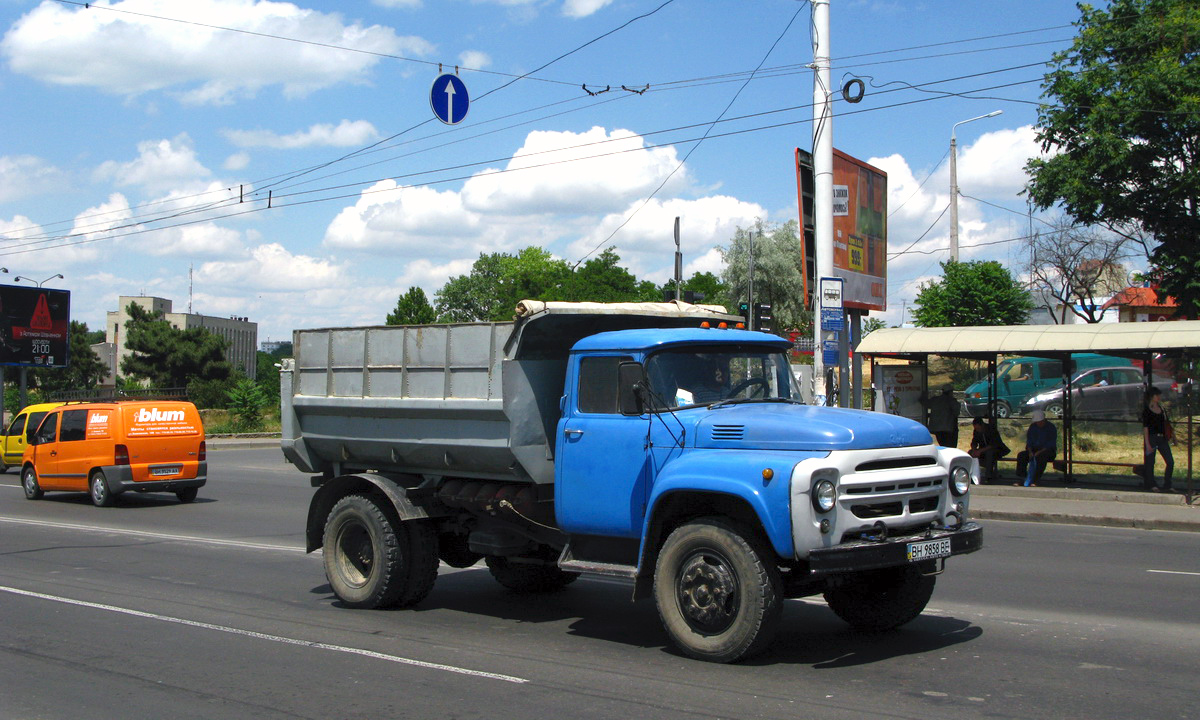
[806,521,983,575]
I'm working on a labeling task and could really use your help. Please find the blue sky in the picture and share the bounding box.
[0,0,1091,343]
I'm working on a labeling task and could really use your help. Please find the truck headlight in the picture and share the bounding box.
[950,465,971,496]
[811,478,836,513]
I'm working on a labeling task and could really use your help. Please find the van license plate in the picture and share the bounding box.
[907,538,951,562]
[151,466,181,476]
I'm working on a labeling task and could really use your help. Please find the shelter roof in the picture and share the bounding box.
[857,321,1200,359]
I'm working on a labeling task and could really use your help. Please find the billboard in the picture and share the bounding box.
[797,148,888,312]
[0,285,71,368]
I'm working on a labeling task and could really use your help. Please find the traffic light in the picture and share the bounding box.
[753,303,772,332]
[738,302,751,326]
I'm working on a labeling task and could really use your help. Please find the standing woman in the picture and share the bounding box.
[1141,387,1174,492]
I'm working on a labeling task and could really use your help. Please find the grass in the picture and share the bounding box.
[200,407,282,435]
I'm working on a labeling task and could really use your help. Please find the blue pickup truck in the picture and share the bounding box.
[281,301,982,663]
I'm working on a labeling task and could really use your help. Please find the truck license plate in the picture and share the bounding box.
[151,466,181,476]
[907,538,951,562]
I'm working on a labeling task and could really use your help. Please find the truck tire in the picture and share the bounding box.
[90,470,116,507]
[322,494,439,609]
[22,466,43,500]
[653,518,782,663]
[176,488,199,503]
[485,556,579,593]
[823,565,935,631]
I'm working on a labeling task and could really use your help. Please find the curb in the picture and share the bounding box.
[974,508,1200,533]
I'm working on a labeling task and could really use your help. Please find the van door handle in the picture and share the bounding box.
[564,428,585,438]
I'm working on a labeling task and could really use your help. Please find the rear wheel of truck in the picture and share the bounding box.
[485,556,579,593]
[823,565,935,631]
[322,494,439,609]
[653,518,782,663]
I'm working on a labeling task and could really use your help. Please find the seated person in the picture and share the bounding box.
[968,417,1009,483]
[676,357,729,406]
[1014,410,1057,487]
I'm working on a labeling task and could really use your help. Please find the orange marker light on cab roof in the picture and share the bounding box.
[700,321,711,328]
[718,322,728,329]
[735,322,745,329]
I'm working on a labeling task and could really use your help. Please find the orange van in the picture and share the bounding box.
[21,400,206,506]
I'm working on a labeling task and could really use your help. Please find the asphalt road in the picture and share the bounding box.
[1,446,1197,720]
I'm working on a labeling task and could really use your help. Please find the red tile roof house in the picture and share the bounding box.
[1102,286,1179,322]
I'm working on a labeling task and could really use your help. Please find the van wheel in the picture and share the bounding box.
[176,488,199,503]
[22,466,43,500]
[90,470,116,507]
[653,518,782,663]
[994,401,1011,419]
[823,566,935,631]
[322,494,439,609]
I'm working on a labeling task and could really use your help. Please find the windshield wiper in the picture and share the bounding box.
[708,397,806,410]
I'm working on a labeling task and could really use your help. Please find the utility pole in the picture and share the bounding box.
[747,230,756,331]
[811,0,833,404]
[949,110,1002,261]
[673,216,683,300]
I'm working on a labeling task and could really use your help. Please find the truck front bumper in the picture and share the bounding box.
[806,521,982,575]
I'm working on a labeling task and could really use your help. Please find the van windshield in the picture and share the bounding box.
[644,346,795,409]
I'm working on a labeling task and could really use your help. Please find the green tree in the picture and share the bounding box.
[227,377,267,432]
[31,320,108,394]
[256,351,281,406]
[1024,0,1200,316]
[120,302,232,388]
[386,286,437,325]
[912,260,1033,327]
[435,247,571,321]
[862,317,888,335]
[553,248,659,303]
[659,271,731,306]
[721,219,809,334]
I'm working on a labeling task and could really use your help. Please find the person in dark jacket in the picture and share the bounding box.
[1141,387,1174,492]
[1016,410,1056,487]
[969,417,1008,483]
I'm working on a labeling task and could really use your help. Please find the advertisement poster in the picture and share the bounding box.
[796,149,888,312]
[0,285,70,368]
[873,364,926,422]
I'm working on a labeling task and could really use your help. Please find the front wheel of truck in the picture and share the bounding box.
[823,565,935,631]
[653,518,782,663]
[322,494,439,609]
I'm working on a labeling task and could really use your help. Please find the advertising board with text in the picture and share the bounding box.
[796,149,888,312]
[0,285,70,368]
[872,364,925,422]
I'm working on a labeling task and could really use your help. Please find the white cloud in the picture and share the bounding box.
[94,134,211,194]
[459,50,491,70]
[568,195,766,279]
[223,120,380,149]
[197,242,345,291]
[957,125,1046,196]
[224,152,251,171]
[372,0,421,7]
[324,180,486,256]
[461,127,688,215]
[562,0,614,18]
[0,155,65,203]
[2,0,434,104]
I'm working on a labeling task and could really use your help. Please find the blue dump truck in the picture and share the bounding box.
[281,301,982,663]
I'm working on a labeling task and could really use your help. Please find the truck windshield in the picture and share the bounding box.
[644,346,794,409]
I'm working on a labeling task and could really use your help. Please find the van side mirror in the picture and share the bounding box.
[618,361,648,416]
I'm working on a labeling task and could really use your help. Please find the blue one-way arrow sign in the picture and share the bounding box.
[430,74,469,125]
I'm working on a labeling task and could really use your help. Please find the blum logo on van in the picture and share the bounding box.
[89,414,108,423]
[136,407,186,423]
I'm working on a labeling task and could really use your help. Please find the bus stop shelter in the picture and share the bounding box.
[857,321,1200,500]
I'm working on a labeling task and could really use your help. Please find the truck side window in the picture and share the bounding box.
[578,356,632,414]
[59,410,88,442]
[1040,361,1063,380]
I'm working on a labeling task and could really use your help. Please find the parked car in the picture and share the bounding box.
[1022,366,1173,419]
[21,400,206,506]
[964,353,1131,418]
[0,402,65,473]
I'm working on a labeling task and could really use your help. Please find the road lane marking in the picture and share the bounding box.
[0,584,527,684]
[0,516,305,553]
[1148,569,1200,577]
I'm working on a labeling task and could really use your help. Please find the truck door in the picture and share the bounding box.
[556,355,652,537]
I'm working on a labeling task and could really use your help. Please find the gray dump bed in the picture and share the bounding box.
[281,301,739,484]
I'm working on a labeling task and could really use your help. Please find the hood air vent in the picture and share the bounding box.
[711,424,746,441]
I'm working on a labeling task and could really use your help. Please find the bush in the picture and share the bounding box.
[227,378,267,432]
[188,376,238,409]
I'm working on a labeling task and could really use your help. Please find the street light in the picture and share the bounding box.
[949,110,1003,261]
[13,273,63,287]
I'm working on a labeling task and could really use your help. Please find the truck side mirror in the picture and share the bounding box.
[618,361,647,416]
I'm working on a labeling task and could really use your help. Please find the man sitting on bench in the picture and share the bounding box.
[1015,410,1057,487]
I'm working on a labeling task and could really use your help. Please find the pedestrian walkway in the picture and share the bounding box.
[972,482,1199,533]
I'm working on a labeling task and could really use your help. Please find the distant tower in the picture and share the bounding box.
[188,263,193,314]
